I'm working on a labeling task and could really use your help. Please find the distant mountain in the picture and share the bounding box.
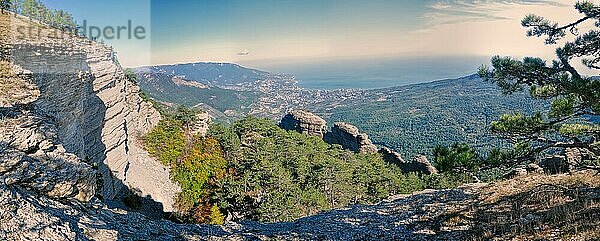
[136,62,271,87]
[135,62,552,159]
[134,70,259,118]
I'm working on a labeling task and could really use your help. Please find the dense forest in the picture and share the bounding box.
[315,75,549,160]
[142,106,470,224]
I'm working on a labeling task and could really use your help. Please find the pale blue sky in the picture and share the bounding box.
[41,0,577,67]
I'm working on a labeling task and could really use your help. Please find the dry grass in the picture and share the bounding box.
[0,61,39,107]
[465,171,600,240]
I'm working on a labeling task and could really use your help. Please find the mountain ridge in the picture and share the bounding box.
[135,62,546,159]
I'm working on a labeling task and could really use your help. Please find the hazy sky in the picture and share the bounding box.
[41,0,582,68]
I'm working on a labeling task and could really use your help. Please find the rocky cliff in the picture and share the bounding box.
[325,122,378,153]
[281,110,438,175]
[0,13,178,212]
[279,110,328,137]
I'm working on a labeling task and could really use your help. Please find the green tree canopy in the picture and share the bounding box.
[479,1,599,166]
[9,0,76,31]
[433,143,481,174]
[0,0,11,13]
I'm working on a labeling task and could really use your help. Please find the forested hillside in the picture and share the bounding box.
[135,62,551,160]
[316,75,548,159]
[135,71,259,118]
[142,109,469,224]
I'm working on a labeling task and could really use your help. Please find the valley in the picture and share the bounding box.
[135,63,547,159]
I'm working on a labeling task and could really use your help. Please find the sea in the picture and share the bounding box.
[258,56,492,90]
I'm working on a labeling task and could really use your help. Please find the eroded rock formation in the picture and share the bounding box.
[191,112,211,136]
[279,110,328,137]
[279,111,437,175]
[379,148,438,175]
[1,13,179,212]
[325,122,378,153]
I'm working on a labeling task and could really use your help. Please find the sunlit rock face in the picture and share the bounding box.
[0,13,178,212]
[279,110,328,138]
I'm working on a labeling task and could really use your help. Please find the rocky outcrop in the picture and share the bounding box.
[379,148,438,175]
[325,122,378,153]
[191,112,211,136]
[279,110,328,137]
[566,147,596,166]
[279,111,437,175]
[4,172,597,241]
[0,109,96,201]
[1,13,179,212]
[280,111,378,153]
[503,164,544,179]
[540,148,597,174]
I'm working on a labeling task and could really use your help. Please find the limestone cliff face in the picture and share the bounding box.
[0,14,179,212]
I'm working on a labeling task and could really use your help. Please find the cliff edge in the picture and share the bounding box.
[0,13,179,212]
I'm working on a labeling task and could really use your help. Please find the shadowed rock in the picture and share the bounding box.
[324,122,378,153]
[1,13,178,213]
[379,147,438,175]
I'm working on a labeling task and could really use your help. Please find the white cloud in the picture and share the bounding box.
[403,0,598,75]
[409,0,589,59]
[422,0,570,25]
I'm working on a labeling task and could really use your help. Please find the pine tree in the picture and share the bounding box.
[21,0,36,19]
[0,0,11,14]
[479,1,600,167]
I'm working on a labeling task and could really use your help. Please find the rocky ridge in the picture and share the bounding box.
[325,122,379,153]
[0,13,178,212]
[3,170,598,240]
[279,110,328,138]
[281,110,438,175]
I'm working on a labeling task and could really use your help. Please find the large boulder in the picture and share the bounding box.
[540,155,569,174]
[191,112,211,136]
[379,147,438,175]
[540,148,597,174]
[279,110,328,138]
[324,122,378,153]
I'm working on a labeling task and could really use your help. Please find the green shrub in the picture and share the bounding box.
[143,113,228,224]
[124,68,137,84]
[143,119,186,166]
[433,143,482,174]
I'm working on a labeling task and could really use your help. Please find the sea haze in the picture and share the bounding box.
[257,56,492,90]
